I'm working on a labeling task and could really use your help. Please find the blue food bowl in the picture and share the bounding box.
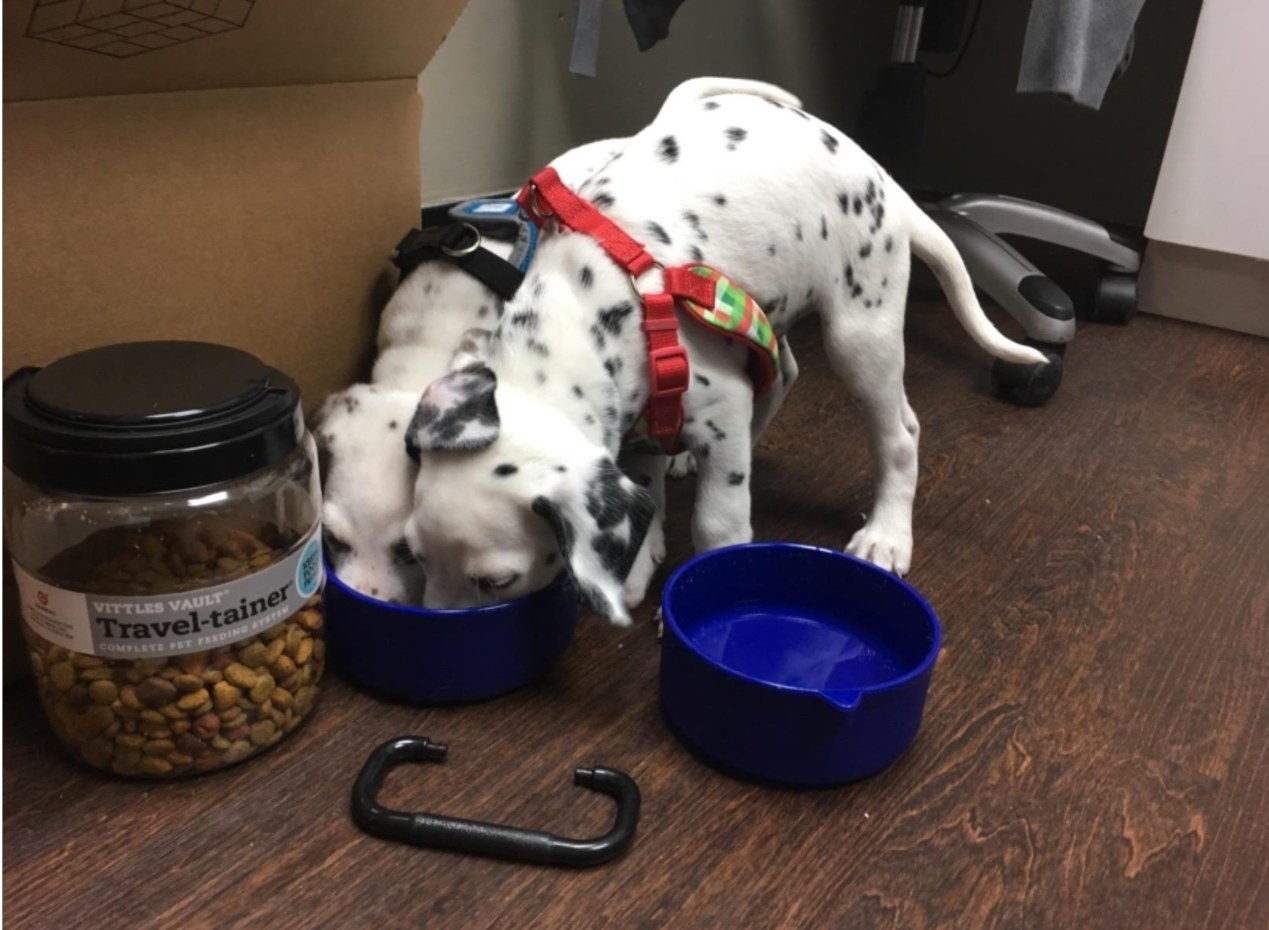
[323,564,577,704]
[660,543,941,786]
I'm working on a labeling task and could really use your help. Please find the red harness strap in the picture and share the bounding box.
[516,167,715,449]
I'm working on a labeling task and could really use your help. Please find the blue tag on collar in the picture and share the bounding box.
[450,199,523,224]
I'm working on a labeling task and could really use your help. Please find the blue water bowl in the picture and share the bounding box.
[323,563,578,704]
[660,543,941,786]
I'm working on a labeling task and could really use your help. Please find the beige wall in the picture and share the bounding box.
[418,0,1199,229]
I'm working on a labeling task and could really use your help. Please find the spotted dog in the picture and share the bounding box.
[317,78,798,604]
[404,76,1048,624]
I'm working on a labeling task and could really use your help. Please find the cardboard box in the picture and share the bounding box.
[3,0,471,678]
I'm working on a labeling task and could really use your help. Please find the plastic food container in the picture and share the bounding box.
[3,341,326,777]
[324,566,577,704]
[659,543,941,786]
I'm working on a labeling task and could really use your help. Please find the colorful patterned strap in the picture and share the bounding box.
[624,266,781,455]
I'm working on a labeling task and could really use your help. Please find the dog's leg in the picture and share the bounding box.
[750,337,800,449]
[617,450,667,609]
[820,296,919,575]
[682,375,756,552]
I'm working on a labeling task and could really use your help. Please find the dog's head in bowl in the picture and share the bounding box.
[402,369,656,625]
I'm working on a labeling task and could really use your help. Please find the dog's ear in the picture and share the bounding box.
[531,457,656,626]
[449,328,493,373]
[404,367,500,459]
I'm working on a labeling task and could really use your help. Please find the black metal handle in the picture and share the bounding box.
[351,737,640,867]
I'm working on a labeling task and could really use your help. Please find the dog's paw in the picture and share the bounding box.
[623,543,659,610]
[846,524,913,576]
[667,452,697,479]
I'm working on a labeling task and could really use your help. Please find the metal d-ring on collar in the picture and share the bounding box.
[439,221,481,257]
[351,737,641,867]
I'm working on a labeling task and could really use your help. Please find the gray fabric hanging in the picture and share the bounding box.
[1017,0,1149,109]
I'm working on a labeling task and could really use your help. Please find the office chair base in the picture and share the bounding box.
[1085,271,1138,325]
[991,339,1065,407]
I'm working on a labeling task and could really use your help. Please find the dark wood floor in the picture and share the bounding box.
[5,301,1267,930]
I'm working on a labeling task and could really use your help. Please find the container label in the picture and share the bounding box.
[13,525,323,658]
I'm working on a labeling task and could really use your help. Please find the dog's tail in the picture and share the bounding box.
[903,196,1048,366]
[656,77,803,118]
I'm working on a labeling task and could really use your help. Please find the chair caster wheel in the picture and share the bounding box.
[1084,271,1137,325]
[992,340,1065,407]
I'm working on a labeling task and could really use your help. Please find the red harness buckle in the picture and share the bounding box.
[647,345,690,400]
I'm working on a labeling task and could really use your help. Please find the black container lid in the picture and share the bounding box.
[3,341,304,496]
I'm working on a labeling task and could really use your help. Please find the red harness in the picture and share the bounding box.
[515,166,719,452]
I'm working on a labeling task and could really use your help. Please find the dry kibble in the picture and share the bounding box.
[173,674,204,693]
[49,662,76,690]
[22,519,324,778]
[88,680,118,705]
[136,677,177,708]
[176,689,210,712]
[237,641,270,669]
[224,663,257,691]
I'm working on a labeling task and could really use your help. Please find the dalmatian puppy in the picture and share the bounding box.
[403,77,1048,625]
[319,77,799,604]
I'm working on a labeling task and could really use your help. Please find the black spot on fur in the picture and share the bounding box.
[603,405,619,423]
[851,283,864,299]
[704,100,720,110]
[821,215,828,239]
[885,235,894,252]
[536,370,548,385]
[764,97,786,110]
[405,368,499,457]
[865,179,877,203]
[646,221,672,246]
[694,374,711,387]
[853,197,864,215]
[657,135,679,163]
[881,276,889,289]
[510,308,539,329]
[579,266,594,289]
[705,419,727,441]
[693,442,711,459]
[682,210,707,240]
[727,472,746,486]
[494,463,518,477]
[531,279,544,299]
[688,244,705,263]
[821,130,839,154]
[837,193,851,214]
[604,357,623,378]
[725,127,748,144]
[767,244,776,256]
[527,338,550,357]
[595,301,635,335]
[573,385,585,399]
[584,414,596,425]
[592,192,615,210]
[864,299,874,309]
[713,194,727,207]
[478,304,490,319]
[845,264,855,287]
[794,221,803,241]
[556,465,567,473]
[860,242,873,259]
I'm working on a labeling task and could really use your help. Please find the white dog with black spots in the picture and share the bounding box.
[403,76,1047,625]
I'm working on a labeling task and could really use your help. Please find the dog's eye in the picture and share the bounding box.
[468,573,521,593]
[391,539,420,564]
[324,531,352,555]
